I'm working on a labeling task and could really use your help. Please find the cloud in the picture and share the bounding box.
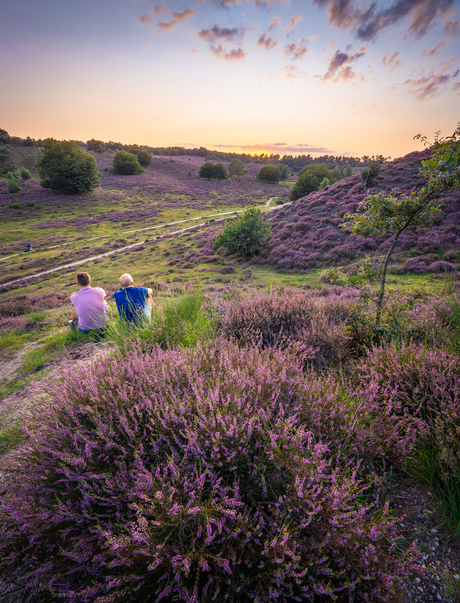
[138,5,195,31]
[149,4,168,15]
[137,14,155,26]
[284,38,310,60]
[283,63,307,80]
[322,47,366,80]
[268,16,280,30]
[313,0,457,42]
[210,44,247,60]
[213,142,333,154]
[258,33,279,50]
[406,65,460,99]
[285,14,303,35]
[198,25,243,43]
[382,51,403,72]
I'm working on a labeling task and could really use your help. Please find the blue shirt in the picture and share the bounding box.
[114,287,149,324]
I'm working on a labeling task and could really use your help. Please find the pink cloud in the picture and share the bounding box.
[285,14,303,35]
[258,33,279,50]
[284,38,310,60]
[382,51,403,72]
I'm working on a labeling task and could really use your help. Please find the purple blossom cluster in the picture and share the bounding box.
[263,150,460,273]
[0,340,419,602]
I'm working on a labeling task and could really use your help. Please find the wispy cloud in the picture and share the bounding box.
[213,142,333,154]
[322,47,366,80]
[198,25,244,43]
[283,63,307,80]
[284,38,310,60]
[268,16,280,30]
[382,51,403,72]
[210,44,247,60]
[406,62,460,99]
[285,14,303,35]
[258,33,279,50]
[137,5,195,31]
[313,0,458,42]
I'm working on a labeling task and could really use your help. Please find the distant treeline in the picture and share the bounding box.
[0,127,386,173]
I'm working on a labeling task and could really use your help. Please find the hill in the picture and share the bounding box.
[262,149,460,275]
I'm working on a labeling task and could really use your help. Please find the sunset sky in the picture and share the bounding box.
[1,0,459,158]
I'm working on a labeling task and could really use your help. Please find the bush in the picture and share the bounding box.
[215,206,271,257]
[128,145,152,166]
[199,161,227,180]
[290,171,319,200]
[37,139,102,193]
[356,343,460,531]
[7,176,20,194]
[112,150,144,175]
[361,160,381,188]
[256,164,281,183]
[0,340,418,602]
[20,166,31,180]
[228,158,247,177]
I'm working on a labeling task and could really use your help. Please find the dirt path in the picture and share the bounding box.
[0,198,288,289]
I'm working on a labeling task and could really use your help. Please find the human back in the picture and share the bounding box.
[114,273,152,325]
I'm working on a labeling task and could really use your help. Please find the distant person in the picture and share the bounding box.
[114,273,153,325]
[27,243,33,252]
[70,271,112,334]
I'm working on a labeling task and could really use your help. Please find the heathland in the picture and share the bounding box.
[0,137,460,602]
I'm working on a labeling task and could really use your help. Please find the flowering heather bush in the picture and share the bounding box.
[263,149,460,273]
[0,340,418,602]
[0,291,69,317]
[355,344,460,529]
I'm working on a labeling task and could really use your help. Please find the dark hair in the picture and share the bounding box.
[77,272,91,287]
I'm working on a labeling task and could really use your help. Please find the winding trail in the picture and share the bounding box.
[0,198,289,290]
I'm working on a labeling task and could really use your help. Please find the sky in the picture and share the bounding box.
[0,0,459,158]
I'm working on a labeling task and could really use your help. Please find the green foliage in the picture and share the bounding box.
[279,164,290,180]
[112,150,144,175]
[198,161,227,180]
[7,175,20,194]
[108,290,216,354]
[215,206,271,256]
[20,166,31,180]
[290,171,319,200]
[319,177,330,189]
[256,164,281,183]
[86,139,105,152]
[361,160,382,188]
[37,139,102,193]
[344,165,353,177]
[342,189,442,237]
[228,158,247,177]
[128,145,152,167]
[416,124,460,193]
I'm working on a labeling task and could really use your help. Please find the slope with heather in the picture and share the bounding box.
[263,150,460,274]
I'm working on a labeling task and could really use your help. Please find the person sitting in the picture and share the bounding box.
[114,273,153,325]
[70,271,112,334]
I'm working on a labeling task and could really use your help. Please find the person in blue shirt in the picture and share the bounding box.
[114,273,153,325]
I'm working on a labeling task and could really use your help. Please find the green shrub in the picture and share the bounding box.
[112,150,144,175]
[290,171,319,200]
[20,167,32,180]
[199,161,227,180]
[7,177,20,194]
[228,158,247,177]
[128,145,152,166]
[361,160,381,187]
[37,139,101,193]
[215,206,271,256]
[256,164,281,183]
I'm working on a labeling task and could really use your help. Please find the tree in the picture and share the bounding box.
[279,164,290,180]
[215,206,271,257]
[344,165,353,177]
[319,177,330,189]
[129,145,152,167]
[7,173,20,194]
[112,150,144,175]
[228,158,247,178]
[290,172,319,200]
[37,139,102,194]
[199,161,227,180]
[323,125,460,331]
[256,165,281,183]
[87,139,105,152]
